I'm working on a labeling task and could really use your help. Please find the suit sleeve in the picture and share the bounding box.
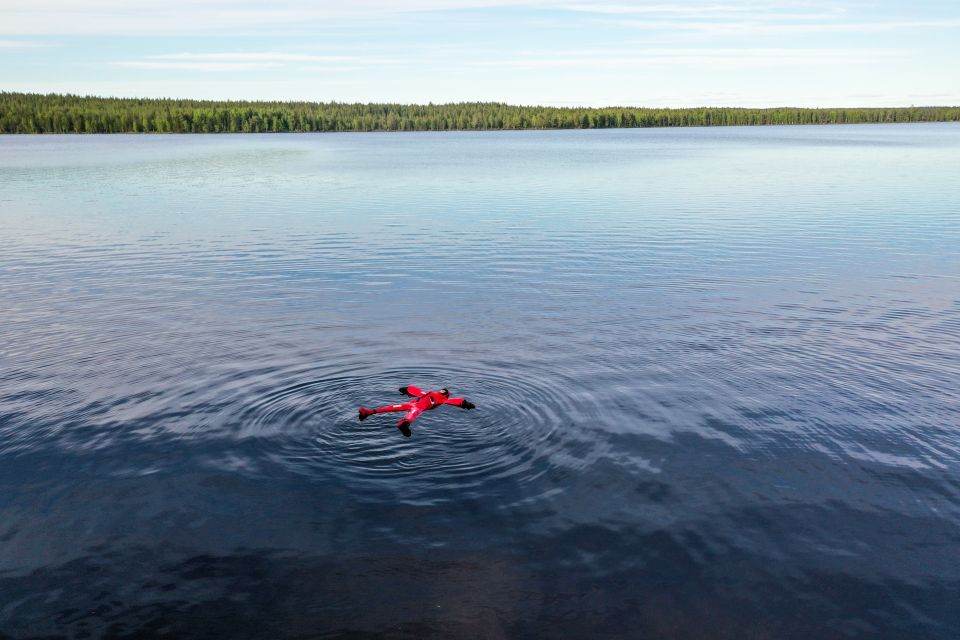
[400,385,426,397]
[445,397,468,407]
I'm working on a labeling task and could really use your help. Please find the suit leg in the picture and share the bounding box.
[374,403,413,414]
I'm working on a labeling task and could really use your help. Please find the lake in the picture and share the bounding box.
[1,125,958,639]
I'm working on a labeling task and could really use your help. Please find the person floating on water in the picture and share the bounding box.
[358,386,475,437]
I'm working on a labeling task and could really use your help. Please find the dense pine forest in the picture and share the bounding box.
[2,92,959,134]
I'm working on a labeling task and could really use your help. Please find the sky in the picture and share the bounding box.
[1,0,959,107]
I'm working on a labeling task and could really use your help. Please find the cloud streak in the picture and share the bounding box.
[471,47,896,69]
[0,0,559,35]
[116,45,893,74]
[149,52,406,64]
[114,52,409,71]
[615,18,960,36]
[560,2,844,17]
[114,61,284,71]
[0,39,47,47]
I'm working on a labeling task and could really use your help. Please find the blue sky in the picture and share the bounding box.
[1,0,958,106]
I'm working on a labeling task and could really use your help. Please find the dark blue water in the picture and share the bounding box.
[1,126,959,639]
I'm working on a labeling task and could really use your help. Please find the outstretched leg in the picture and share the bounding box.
[396,405,424,437]
[359,402,413,422]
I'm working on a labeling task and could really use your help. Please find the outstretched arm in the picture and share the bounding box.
[399,385,426,397]
[445,397,476,409]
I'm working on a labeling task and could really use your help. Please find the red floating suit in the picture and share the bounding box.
[358,386,475,437]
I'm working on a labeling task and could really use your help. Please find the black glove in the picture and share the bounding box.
[461,400,476,410]
[399,387,410,395]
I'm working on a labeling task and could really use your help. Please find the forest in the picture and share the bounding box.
[3,92,959,134]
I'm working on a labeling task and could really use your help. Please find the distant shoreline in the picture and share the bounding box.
[3,92,959,134]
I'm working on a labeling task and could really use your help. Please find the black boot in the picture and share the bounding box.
[397,420,412,437]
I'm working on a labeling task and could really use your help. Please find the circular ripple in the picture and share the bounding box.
[227,362,606,500]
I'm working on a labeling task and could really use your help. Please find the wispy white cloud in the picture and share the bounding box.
[616,18,960,35]
[114,51,409,72]
[4,0,957,41]
[0,39,48,47]
[556,1,960,39]
[560,2,844,17]
[116,45,895,74]
[114,61,284,71]
[149,52,407,64]
[472,47,896,69]
[0,0,559,35]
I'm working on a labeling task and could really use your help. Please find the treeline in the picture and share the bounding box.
[2,92,959,134]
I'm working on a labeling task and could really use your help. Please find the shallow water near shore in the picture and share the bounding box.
[1,125,959,638]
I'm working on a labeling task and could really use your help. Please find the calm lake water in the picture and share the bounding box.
[1,125,959,639]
